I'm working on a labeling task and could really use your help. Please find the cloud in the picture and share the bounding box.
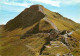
[30,0,61,7]
[30,0,80,6]
[0,0,61,7]
[1,5,26,12]
[0,0,33,12]
[1,0,80,8]
[3,2,29,7]
[58,0,80,5]
[0,0,32,7]
[0,0,80,12]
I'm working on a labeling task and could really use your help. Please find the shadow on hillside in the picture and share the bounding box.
[5,5,45,31]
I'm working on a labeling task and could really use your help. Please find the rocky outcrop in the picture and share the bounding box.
[39,29,79,56]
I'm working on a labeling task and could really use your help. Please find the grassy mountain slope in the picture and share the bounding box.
[71,29,80,40]
[0,5,80,56]
[42,6,80,31]
[3,5,80,36]
[0,34,48,56]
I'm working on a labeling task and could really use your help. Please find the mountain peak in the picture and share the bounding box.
[1,5,80,56]
[4,4,80,36]
[5,5,45,31]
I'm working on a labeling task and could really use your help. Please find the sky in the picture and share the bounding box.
[0,0,80,24]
